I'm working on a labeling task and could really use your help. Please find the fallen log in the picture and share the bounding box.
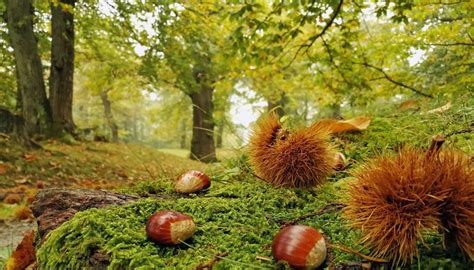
[31,188,139,240]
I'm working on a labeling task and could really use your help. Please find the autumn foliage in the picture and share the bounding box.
[248,113,335,188]
[6,230,36,270]
[344,147,473,265]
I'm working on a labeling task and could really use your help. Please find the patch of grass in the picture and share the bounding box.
[157,148,238,160]
[0,204,22,221]
[0,141,207,189]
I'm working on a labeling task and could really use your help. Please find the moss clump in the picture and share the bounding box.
[37,174,363,269]
[336,100,473,162]
[37,173,471,269]
[36,100,473,269]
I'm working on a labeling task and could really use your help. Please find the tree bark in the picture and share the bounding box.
[30,188,138,240]
[189,84,217,163]
[49,0,76,135]
[99,90,119,142]
[6,0,52,137]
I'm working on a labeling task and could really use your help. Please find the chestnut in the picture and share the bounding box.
[272,225,327,269]
[146,210,196,245]
[175,170,211,194]
[334,152,346,171]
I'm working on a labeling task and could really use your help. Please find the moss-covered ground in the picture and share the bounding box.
[34,98,473,269]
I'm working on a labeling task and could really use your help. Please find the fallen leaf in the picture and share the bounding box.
[425,101,452,114]
[117,170,128,179]
[0,163,8,175]
[6,230,36,270]
[312,117,371,134]
[399,99,420,110]
[14,206,34,220]
[23,153,37,161]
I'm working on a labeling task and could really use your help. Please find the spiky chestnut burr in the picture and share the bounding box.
[248,113,336,188]
[344,148,443,265]
[430,150,474,260]
[146,211,196,245]
[272,225,327,269]
[175,170,211,194]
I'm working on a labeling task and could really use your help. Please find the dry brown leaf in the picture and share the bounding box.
[6,230,36,270]
[23,153,37,161]
[399,99,420,110]
[0,163,8,175]
[117,170,128,179]
[425,101,452,114]
[312,117,371,134]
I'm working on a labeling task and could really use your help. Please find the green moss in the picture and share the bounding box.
[337,100,473,164]
[38,173,365,269]
[36,100,473,269]
[37,172,470,269]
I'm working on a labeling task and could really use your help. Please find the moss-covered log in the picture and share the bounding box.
[31,188,139,239]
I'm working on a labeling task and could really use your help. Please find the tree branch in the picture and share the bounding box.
[353,61,433,98]
[283,0,344,69]
[321,37,353,87]
[423,42,473,47]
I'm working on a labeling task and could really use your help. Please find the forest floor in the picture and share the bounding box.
[1,98,473,269]
[0,139,217,263]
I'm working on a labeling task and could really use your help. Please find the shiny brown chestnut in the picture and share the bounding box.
[175,170,211,194]
[272,225,327,269]
[333,152,346,171]
[146,210,196,245]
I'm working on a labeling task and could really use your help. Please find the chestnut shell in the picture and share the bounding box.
[272,225,327,269]
[146,210,196,245]
[175,170,211,194]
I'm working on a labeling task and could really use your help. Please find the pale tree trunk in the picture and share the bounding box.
[179,119,187,149]
[302,97,309,124]
[267,93,286,118]
[49,0,76,134]
[99,90,118,142]
[329,103,342,119]
[216,119,224,148]
[6,0,52,137]
[189,84,217,163]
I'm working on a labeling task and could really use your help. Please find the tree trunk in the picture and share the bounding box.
[329,103,342,119]
[216,119,224,148]
[6,0,52,137]
[99,90,118,142]
[49,0,76,135]
[189,84,217,163]
[179,119,187,149]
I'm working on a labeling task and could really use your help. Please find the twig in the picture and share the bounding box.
[0,132,11,139]
[422,42,473,47]
[283,0,344,69]
[255,255,272,262]
[252,172,266,181]
[329,243,388,263]
[324,235,337,270]
[281,202,345,227]
[194,252,229,270]
[445,127,473,138]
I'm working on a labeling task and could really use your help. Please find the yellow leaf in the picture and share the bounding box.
[425,101,452,114]
[312,117,371,134]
